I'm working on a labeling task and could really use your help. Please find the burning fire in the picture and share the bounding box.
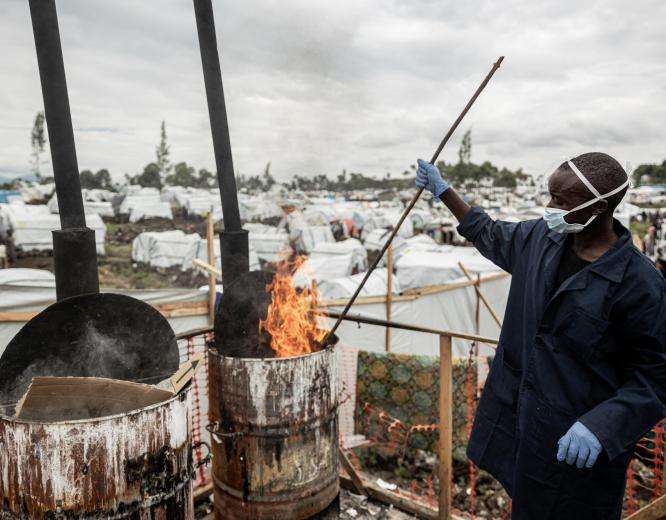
[259,255,328,357]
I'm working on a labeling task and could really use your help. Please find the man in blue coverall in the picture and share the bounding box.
[416,152,666,519]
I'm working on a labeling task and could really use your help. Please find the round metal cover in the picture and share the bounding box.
[0,293,179,405]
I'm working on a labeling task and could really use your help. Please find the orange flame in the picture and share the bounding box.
[259,255,327,357]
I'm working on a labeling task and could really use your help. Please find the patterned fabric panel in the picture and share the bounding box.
[355,350,477,454]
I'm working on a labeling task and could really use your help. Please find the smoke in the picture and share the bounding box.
[1,321,142,412]
[78,320,141,377]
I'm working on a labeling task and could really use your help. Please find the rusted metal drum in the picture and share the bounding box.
[0,390,196,518]
[208,346,339,519]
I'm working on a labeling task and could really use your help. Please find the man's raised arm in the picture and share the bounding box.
[416,158,534,274]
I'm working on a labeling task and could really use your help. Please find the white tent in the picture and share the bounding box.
[294,225,335,254]
[248,231,290,263]
[194,237,261,273]
[310,238,367,273]
[395,246,500,290]
[318,268,401,300]
[239,194,284,221]
[322,272,510,358]
[293,254,354,288]
[361,208,414,240]
[117,188,172,222]
[0,202,105,254]
[132,230,203,270]
[48,192,114,218]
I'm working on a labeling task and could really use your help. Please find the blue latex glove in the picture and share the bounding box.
[416,159,450,198]
[557,421,603,468]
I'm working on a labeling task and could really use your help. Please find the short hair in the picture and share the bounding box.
[562,152,628,212]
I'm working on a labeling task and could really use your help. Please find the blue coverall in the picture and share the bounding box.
[457,207,666,519]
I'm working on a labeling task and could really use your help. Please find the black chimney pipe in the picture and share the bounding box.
[29,0,99,300]
[193,0,249,287]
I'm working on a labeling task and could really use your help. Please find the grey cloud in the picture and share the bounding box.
[1,0,665,181]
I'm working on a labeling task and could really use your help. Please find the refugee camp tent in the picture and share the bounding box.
[246,225,290,263]
[293,225,335,254]
[0,201,105,254]
[48,191,114,218]
[317,268,401,300]
[195,237,260,273]
[322,271,510,358]
[238,194,284,221]
[293,254,353,288]
[395,246,499,290]
[361,208,414,240]
[132,230,203,270]
[292,238,369,288]
[117,188,172,222]
[311,238,367,273]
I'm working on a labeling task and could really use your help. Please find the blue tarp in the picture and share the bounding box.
[0,191,21,203]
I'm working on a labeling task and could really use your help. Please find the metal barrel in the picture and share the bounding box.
[208,347,340,519]
[0,391,194,518]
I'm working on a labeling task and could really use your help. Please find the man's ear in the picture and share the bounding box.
[591,199,608,215]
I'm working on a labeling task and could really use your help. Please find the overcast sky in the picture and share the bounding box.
[2,0,665,182]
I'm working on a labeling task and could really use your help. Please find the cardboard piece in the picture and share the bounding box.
[156,353,204,395]
[15,376,174,422]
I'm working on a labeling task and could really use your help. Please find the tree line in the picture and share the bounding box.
[17,114,666,193]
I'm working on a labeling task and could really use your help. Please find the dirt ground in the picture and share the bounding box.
[14,216,212,289]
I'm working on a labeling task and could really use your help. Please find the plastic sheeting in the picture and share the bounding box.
[118,189,173,221]
[293,254,354,288]
[0,202,106,254]
[48,191,115,218]
[194,237,261,273]
[248,229,290,263]
[129,202,173,223]
[322,273,510,358]
[311,238,367,273]
[294,225,335,253]
[318,268,401,300]
[395,246,499,290]
[132,230,202,270]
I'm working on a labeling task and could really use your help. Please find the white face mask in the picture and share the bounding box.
[543,160,629,234]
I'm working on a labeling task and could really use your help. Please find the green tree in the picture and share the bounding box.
[196,168,216,188]
[79,169,97,189]
[155,121,171,179]
[127,162,162,188]
[633,161,666,185]
[95,168,113,190]
[165,161,197,187]
[30,111,46,178]
[458,129,472,165]
[262,162,276,191]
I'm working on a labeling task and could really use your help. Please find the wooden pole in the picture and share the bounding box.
[458,261,502,328]
[339,447,367,496]
[385,244,393,352]
[438,335,453,520]
[206,211,216,325]
[475,272,480,335]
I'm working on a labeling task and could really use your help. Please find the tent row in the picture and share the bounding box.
[0,200,105,254]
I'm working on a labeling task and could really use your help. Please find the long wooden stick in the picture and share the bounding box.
[385,244,393,352]
[438,334,453,520]
[322,310,499,344]
[458,261,502,327]
[338,447,367,496]
[325,56,504,342]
